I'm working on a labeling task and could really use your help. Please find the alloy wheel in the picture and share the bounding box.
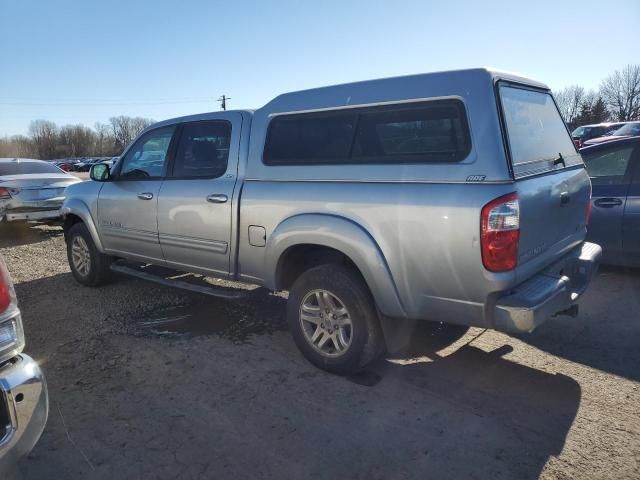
[299,289,353,357]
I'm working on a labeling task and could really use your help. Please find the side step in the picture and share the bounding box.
[110,261,249,300]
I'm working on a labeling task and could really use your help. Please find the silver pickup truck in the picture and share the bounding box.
[62,68,601,374]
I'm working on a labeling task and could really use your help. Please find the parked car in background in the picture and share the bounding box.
[581,136,640,266]
[583,121,640,146]
[571,122,625,148]
[62,68,600,374]
[54,159,80,172]
[71,158,104,172]
[0,255,48,475]
[0,158,82,224]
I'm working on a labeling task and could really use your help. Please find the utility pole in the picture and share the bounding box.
[217,95,231,111]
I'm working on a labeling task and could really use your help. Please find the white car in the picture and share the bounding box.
[0,158,82,223]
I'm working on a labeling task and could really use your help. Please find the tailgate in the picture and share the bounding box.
[516,168,590,268]
[498,83,591,277]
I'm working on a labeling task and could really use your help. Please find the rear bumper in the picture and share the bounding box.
[0,355,48,475]
[1,198,64,222]
[4,210,62,222]
[493,242,601,333]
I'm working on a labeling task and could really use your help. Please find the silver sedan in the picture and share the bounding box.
[0,158,82,223]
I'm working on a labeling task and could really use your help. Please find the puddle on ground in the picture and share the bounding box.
[128,291,287,343]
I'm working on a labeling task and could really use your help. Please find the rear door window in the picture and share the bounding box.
[500,85,581,178]
[171,121,231,178]
[263,100,471,165]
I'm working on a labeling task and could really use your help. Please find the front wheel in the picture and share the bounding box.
[287,264,383,375]
[66,222,114,286]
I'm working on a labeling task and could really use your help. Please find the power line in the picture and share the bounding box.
[0,95,214,101]
[0,99,214,107]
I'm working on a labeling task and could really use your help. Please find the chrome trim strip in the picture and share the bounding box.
[101,226,159,244]
[159,233,228,254]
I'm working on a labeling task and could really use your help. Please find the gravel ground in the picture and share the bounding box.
[1,223,638,479]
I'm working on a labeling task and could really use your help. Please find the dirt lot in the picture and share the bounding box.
[1,223,638,479]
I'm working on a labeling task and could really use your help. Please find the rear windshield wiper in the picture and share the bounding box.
[553,152,566,168]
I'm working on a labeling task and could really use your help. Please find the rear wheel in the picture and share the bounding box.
[66,222,114,286]
[287,264,383,375]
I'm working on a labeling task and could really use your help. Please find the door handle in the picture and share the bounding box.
[137,192,154,200]
[206,194,228,203]
[594,198,622,208]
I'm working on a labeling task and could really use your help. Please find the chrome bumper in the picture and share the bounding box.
[494,242,602,333]
[0,355,48,475]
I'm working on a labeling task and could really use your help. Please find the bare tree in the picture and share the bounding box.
[58,125,97,157]
[600,64,640,121]
[582,89,598,111]
[131,117,153,137]
[94,122,115,156]
[109,116,154,152]
[0,135,35,158]
[28,120,58,159]
[554,85,585,126]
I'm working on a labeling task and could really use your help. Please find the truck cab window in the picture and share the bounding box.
[119,126,176,179]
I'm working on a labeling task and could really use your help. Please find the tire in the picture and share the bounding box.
[66,222,114,286]
[287,264,383,375]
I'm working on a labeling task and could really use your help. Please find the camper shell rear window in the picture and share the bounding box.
[499,84,582,178]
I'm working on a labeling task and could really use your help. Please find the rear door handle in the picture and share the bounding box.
[206,194,228,203]
[594,198,623,208]
[137,192,154,200]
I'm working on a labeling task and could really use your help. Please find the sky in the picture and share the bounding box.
[1,0,638,136]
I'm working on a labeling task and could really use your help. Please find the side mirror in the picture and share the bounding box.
[90,163,111,182]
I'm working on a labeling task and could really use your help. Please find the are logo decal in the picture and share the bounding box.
[466,175,486,182]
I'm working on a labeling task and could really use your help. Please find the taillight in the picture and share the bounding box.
[0,187,11,200]
[481,192,520,272]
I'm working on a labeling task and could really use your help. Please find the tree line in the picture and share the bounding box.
[0,116,154,160]
[555,64,640,130]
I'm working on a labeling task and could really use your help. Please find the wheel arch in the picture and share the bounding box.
[61,199,105,252]
[265,213,406,318]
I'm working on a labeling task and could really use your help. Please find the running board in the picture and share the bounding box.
[110,262,249,300]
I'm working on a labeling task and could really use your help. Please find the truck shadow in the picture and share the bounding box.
[359,342,581,480]
[514,266,640,381]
